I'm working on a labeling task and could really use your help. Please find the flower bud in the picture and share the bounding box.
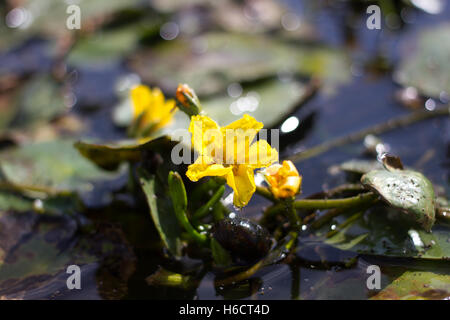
[175,84,201,117]
[265,160,301,198]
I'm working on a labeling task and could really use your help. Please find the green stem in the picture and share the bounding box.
[326,211,364,238]
[255,186,276,202]
[174,205,208,246]
[264,192,377,220]
[168,172,208,246]
[192,185,225,222]
[215,260,263,287]
[294,192,377,210]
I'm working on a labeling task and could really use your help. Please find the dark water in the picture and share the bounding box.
[0,0,449,299]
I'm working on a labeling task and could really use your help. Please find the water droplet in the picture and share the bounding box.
[281,12,301,31]
[424,98,436,111]
[160,22,179,40]
[227,83,243,98]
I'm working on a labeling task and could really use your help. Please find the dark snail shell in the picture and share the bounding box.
[211,217,272,266]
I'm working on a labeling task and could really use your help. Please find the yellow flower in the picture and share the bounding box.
[130,84,176,133]
[186,114,278,207]
[264,160,302,199]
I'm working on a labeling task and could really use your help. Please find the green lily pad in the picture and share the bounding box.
[67,26,142,67]
[204,78,310,128]
[163,77,313,133]
[0,140,123,196]
[4,0,141,40]
[0,212,135,299]
[361,169,436,231]
[0,190,80,216]
[314,206,450,260]
[6,75,67,130]
[337,159,384,175]
[372,271,450,300]
[137,167,182,257]
[74,136,171,170]
[395,23,450,98]
[130,32,350,96]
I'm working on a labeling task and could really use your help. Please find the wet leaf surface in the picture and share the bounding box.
[67,26,142,67]
[3,0,141,40]
[372,271,450,300]
[314,206,450,260]
[0,211,135,299]
[361,169,436,231]
[0,140,124,196]
[74,136,170,171]
[0,0,449,300]
[130,32,350,96]
[395,23,450,98]
[336,159,384,175]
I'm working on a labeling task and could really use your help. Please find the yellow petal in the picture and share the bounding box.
[226,165,256,207]
[248,140,278,168]
[188,115,222,157]
[151,100,176,131]
[265,163,282,176]
[221,114,263,164]
[186,156,232,182]
[279,160,299,177]
[130,85,152,119]
[222,114,263,133]
[276,176,302,198]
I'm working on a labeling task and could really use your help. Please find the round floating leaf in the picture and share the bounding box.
[5,0,141,39]
[0,140,124,195]
[372,271,450,300]
[74,136,170,170]
[395,23,450,98]
[10,75,67,129]
[336,159,384,175]
[130,32,350,96]
[0,212,135,299]
[67,26,141,67]
[361,169,436,231]
[164,78,313,132]
[203,78,309,128]
[314,205,450,260]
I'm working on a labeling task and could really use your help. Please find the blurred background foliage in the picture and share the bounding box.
[0,0,449,299]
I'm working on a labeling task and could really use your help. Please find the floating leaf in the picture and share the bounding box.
[372,271,450,300]
[162,78,313,135]
[0,140,124,196]
[337,159,384,175]
[74,136,170,171]
[361,169,436,231]
[314,206,450,260]
[395,23,450,98]
[130,32,349,96]
[4,0,141,40]
[203,78,310,128]
[7,75,67,130]
[137,168,182,257]
[0,212,135,299]
[67,26,140,67]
